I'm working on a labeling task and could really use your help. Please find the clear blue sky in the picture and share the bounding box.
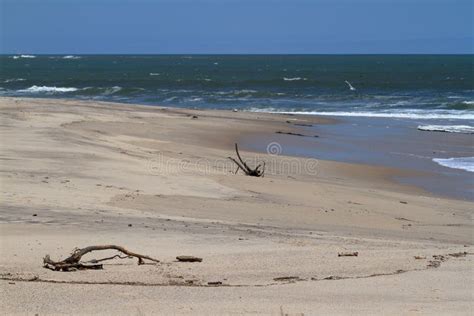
[1,0,472,54]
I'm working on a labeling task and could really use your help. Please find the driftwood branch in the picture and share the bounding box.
[338,252,358,257]
[228,143,265,177]
[43,245,160,271]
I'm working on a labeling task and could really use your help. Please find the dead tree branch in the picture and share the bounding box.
[228,143,265,177]
[43,245,160,271]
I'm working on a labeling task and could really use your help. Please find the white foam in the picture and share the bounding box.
[433,157,474,172]
[63,55,81,59]
[11,55,36,59]
[418,125,474,134]
[149,73,160,76]
[248,108,474,120]
[462,101,474,105]
[18,85,78,93]
[233,89,257,95]
[283,77,306,81]
[164,96,178,102]
[102,86,122,95]
[3,78,26,83]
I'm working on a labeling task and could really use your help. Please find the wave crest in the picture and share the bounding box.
[102,86,122,95]
[283,77,306,81]
[433,157,474,172]
[3,78,26,83]
[17,85,79,93]
[12,55,36,59]
[248,109,474,120]
[418,125,474,134]
[63,55,81,59]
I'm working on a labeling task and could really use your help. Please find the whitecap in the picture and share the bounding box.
[462,101,474,105]
[62,55,81,59]
[433,157,474,172]
[417,125,474,134]
[3,78,26,83]
[102,86,122,95]
[11,54,36,59]
[149,73,160,76]
[163,96,178,102]
[18,85,78,93]
[233,89,257,95]
[248,109,474,120]
[283,77,306,81]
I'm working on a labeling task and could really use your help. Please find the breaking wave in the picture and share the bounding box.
[3,78,26,83]
[63,55,81,59]
[433,157,474,172]
[248,108,474,120]
[17,85,79,93]
[417,125,474,134]
[283,77,306,81]
[12,55,36,59]
[101,86,122,95]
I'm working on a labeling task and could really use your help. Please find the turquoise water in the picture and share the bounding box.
[1,54,473,119]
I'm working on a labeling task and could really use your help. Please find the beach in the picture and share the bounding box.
[0,97,472,315]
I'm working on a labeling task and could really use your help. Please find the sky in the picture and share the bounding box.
[1,0,472,54]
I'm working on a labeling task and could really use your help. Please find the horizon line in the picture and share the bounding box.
[1,53,473,56]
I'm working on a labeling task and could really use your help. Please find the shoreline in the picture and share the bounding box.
[1,96,473,314]
[239,115,473,201]
[0,97,431,195]
[5,96,470,200]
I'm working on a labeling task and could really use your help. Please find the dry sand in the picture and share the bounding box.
[0,97,472,315]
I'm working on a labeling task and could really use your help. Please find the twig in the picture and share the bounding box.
[338,252,358,257]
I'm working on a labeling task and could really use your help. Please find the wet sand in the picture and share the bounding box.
[242,116,474,200]
[0,97,472,315]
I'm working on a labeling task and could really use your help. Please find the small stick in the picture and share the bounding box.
[338,252,358,257]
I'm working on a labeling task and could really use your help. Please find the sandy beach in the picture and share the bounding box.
[0,97,472,315]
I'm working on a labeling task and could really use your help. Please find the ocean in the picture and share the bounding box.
[1,55,473,117]
[1,54,473,193]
